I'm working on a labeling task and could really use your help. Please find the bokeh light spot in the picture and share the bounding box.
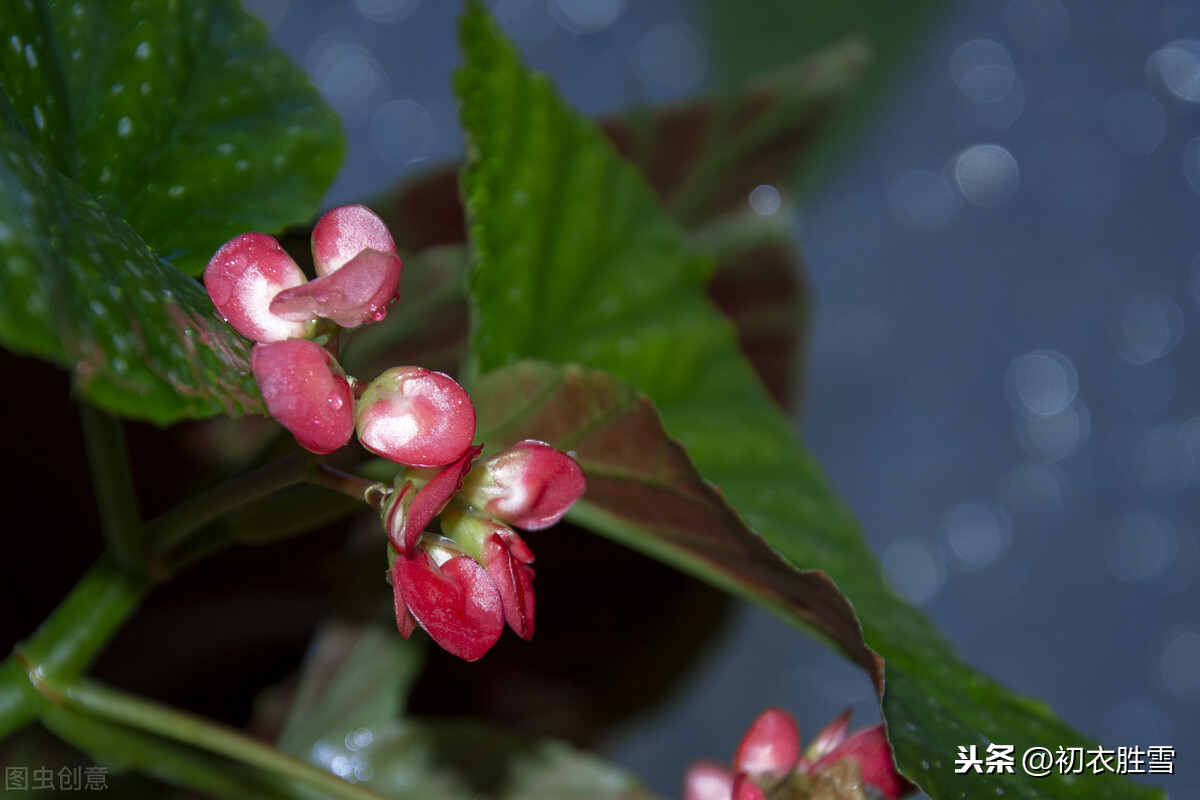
[939,502,1011,570]
[632,23,706,98]
[1159,627,1200,698]
[954,144,1019,207]
[1006,349,1078,418]
[749,184,781,216]
[1115,292,1183,364]
[883,537,945,605]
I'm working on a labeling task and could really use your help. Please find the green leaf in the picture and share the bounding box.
[0,130,260,421]
[455,7,1163,799]
[40,705,298,800]
[0,0,343,421]
[598,38,867,227]
[700,0,949,194]
[277,622,425,759]
[273,618,654,799]
[297,718,657,800]
[474,361,880,683]
[0,0,343,276]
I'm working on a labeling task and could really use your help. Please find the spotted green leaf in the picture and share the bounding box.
[0,131,260,421]
[1,0,342,275]
[455,6,1164,799]
[0,0,343,421]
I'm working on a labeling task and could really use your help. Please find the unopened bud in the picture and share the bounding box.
[270,248,401,328]
[460,440,586,530]
[391,543,504,661]
[735,708,801,780]
[356,367,476,468]
[311,204,396,277]
[204,233,313,342]
[250,340,354,454]
[442,508,537,640]
[384,446,481,553]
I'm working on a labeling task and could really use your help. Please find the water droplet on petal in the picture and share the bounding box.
[328,394,344,411]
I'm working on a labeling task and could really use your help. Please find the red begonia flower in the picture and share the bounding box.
[357,366,476,468]
[204,233,312,342]
[250,339,354,454]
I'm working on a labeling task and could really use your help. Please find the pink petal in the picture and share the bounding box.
[734,708,801,779]
[812,725,912,800]
[204,233,311,342]
[683,761,735,800]
[312,204,396,277]
[388,446,483,553]
[270,249,402,328]
[250,340,355,454]
[462,440,586,530]
[356,367,476,468]
[391,570,419,638]
[483,530,537,640]
[393,546,504,661]
[383,481,415,553]
[730,774,768,800]
[802,708,852,768]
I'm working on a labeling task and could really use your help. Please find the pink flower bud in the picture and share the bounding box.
[383,445,482,554]
[436,509,536,639]
[387,544,419,638]
[730,775,768,800]
[460,440,586,530]
[392,582,419,639]
[683,761,735,800]
[801,708,851,769]
[250,340,355,454]
[811,725,912,800]
[269,248,402,328]
[311,204,396,277]
[484,529,536,640]
[203,233,313,342]
[356,367,476,468]
[734,708,801,779]
[392,539,504,661]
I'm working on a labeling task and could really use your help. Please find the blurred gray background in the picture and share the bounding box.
[251,0,1196,796]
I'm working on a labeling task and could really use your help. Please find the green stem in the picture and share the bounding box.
[78,403,144,570]
[41,704,299,800]
[148,452,310,557]
[55,678,387,800]
[1,455,343,736]
[0,554,151,738]
[309,461,390,512]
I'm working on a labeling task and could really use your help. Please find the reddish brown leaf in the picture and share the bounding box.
[473,361,883,692]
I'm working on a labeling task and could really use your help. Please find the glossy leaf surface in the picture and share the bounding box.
[1,0,342,276]
[456,7,1162,799]
[304,718,656,800]
[473,362,878,682]
[0,0,342,421]
[0,130,260,421]
[276,622,425,759]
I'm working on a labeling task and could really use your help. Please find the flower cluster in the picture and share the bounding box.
[684,708,913,800]
[204,204,402,454]
[204,206,586,661]
[383,438,585,660]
